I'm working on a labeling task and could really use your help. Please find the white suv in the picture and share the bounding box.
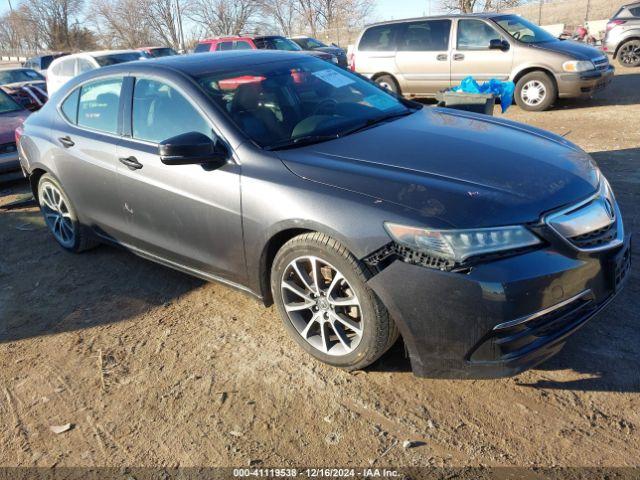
[47,50,147,95]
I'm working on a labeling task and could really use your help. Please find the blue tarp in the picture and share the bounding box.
[452,76,515,113]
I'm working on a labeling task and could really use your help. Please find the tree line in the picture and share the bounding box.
[0,0,529,54]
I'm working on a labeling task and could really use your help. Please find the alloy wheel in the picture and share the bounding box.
[280,256,363,356]
[40,183,75,248]
[521,80,547,107]
[619,42,640,66]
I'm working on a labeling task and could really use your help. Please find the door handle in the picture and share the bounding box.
[453,53,465,61]
[437,54,448,61]
[58,136,74,148]
[119,156,143,170]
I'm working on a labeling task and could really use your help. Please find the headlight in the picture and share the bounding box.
[384,223,542,263]
[562,60,594,72]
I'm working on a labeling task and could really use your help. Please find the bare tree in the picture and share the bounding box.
[440,0,527,13]
[19,0,86,50]
[91,0,158,48]
[144,0,186,50]
[257,0,299,36]
[189,0,259,37]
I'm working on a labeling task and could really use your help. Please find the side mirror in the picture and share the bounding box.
[489,39,510,51]
[159,132,229,166]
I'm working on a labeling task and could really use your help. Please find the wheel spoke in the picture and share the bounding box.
[42,188,57,211]
[310,257,320,295]
[330,322,351,350]
[301,312,321,338]
[329,295,359,307]
[325,271,344,298]
[291,260,316,295]
[285,300,315,312]
[319,322,329,353]
[282,280,313,302]
[331,311,362,335]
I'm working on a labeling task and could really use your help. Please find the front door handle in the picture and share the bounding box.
[119,156,143,170]
[453,53,465,61]
[437,54,448,61]
[58,136,74,148]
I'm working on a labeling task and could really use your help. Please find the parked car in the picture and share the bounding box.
[0,68,48,111]
[47,50,147,95]
[351,13,614,111]
[289,35,348,67]
[138,47,178,58]
[194,35,339,64]
[0,90,29,174]
[603,1,640,67]
[23,52,69,73]
[17,51,630,378]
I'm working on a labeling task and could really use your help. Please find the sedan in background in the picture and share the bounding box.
[23,52,70,73]
[18,52,630,379]
[0,90,29,173]
[0,68,48,111]
[289,35,348,67]
[47,50,147,95]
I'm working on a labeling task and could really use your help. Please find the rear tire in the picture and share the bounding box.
[271,232,398,371]
[515,71,557,111]
[37,174,98,253]
[374,74,400,95]
[617,39,640,67]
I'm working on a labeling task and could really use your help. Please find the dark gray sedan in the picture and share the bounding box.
[17,51,630,378]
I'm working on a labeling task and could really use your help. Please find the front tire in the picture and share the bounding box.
[37,174,97,253]
[271,232,398,371]
[618,40,640,67]
[515,71,557,111]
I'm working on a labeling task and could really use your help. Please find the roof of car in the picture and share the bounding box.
[100,50,309,78]
[365,12,511,27]
[199,36,253,42]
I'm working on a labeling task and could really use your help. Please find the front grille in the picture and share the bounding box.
[468,291,599,363]
[570,222,617,248]
[0,142,17,155]
[593,56,610,71]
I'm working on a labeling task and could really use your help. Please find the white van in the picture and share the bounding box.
[47,50,147,95]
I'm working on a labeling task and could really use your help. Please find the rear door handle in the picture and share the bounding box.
[119,156,143,170]
[437,54,448,61]
[453,53,465,61]
[58,136,74,148]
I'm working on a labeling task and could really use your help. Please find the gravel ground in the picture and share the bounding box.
[0,66,638,470]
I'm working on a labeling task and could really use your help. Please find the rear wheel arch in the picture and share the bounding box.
[29,168,49,201]
[615,37,640,62]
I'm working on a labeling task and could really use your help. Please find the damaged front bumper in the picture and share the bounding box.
[367,234,632,379]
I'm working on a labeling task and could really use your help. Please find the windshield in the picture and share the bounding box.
[493,15,557,43]
[95,52,144,66]
[0,90,23,114]
[197,57,416,149]
[148,48,177,58]
[294,37,327,49]
[0,69,45,85]
[257,37,302,51]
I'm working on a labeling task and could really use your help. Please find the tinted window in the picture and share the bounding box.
[94,52,142,66]
[629,6,640,16]
[132,78,212,143]
[254,37,302,51]
[194,42,211,53]
[77,77,123,134]
[40,56,54,69]
[457,19,501,49]
[398,20,451,51]
[234,41,252,50]
[359,24,400,51]
[198,56,414,149]
[217,41,233,51]
[148,48,177,57]
[0,90,23,114]
[61,88,80,123]
[0,68,44,83]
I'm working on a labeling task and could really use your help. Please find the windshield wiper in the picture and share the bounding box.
[266,134,340,151]
[340,109,415,138]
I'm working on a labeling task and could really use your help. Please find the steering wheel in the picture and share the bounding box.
[312,98,338,116]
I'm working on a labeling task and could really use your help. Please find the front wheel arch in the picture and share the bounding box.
[372,72,401,95]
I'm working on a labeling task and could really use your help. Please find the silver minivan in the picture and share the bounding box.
[351,13,614,111]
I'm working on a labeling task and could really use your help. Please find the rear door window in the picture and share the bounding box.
[457,19,501,49]
[397,19,452,51]
[131,78,212,144]
[359,24,401,51]
[77,77,123,134]
[234,41,253,50]
[217,41,233,51]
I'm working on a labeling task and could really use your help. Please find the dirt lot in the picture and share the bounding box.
[1,66,639,470]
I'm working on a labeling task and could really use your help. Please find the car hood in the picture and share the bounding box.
[276,109,600,228]
[301,50,333,60]
[531,39,605,61]
[0,110,29,144]
[313,46,345,56]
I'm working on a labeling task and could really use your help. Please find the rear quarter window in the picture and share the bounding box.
[359,24,401,51]
[60,88,80,124]
[194,42,211,53]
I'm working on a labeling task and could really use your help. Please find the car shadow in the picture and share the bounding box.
[371,148,640,391]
